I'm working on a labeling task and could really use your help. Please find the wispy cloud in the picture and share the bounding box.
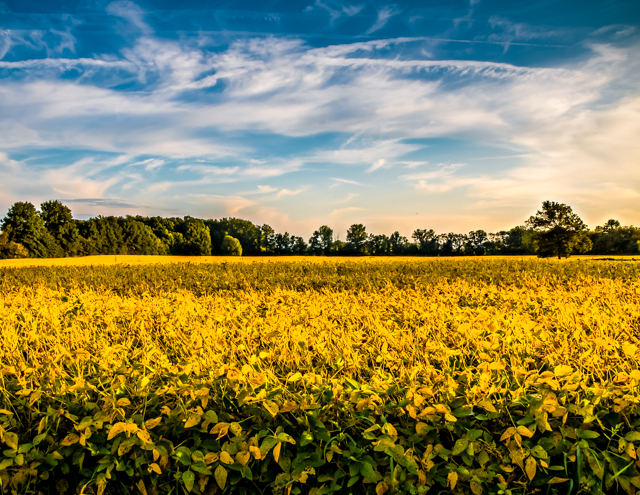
[365,6,401,34]
[276,187,306,198]
[331,177,362,185]
[1,1,639,234]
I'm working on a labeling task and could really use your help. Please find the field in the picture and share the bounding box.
[1,257,640,495]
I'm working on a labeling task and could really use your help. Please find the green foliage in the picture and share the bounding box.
[309,226,334,255]
[1,201,62,257]
[40,200,81,256]
[526,201,592,259]
[0,227,29,259]
[221,235,243,256]
[1,369,639,494]
[346,224,368,254]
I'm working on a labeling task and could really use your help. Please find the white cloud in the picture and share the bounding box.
[276,187,306,198]
[1,8,639,230]
[334,192,359,203]
[257,185,278,193]
[187,194,256,215]
[331,177,362,185]
[365,6,401,35]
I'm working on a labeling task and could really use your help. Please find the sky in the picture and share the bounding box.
[0,0,639,239]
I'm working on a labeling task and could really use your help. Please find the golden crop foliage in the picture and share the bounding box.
[1,258,639,408]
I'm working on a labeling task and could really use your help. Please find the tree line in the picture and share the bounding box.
[0,200,638,260]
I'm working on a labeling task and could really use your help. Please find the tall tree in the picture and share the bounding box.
[465,230,488,255]
[308,225,333,255]
[412,229,438,255]
[0,227,29,259]
[260,224,276,254]
[1,202,62,257]
[183,217,212,256]
[389,231,407,255]
[40,200,80,256]
[346,224,368,254]
[526,201,592,258]
[221,235,242,256]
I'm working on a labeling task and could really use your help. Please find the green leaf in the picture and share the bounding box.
[530,445,549,459]
[300,431,314,447]
[215,465,228,490]
[347,475,359,487]
[32,434,47,446]
[242,465,253,480]
[182,471,195,493]
[316,428,331,442]
[359,462,377,483]
[191,460,211,475]
[467,429,483,442]
[625,432,640,442]
[174,449,192,466]
[452,407,474,417]
[577,429,600,439]
[452,439,469,456]
[204,410,218,423]
[260,437,278,457]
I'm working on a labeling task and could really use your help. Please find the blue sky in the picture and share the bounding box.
[1,0,639,238]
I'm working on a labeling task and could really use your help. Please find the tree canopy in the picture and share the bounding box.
[0,200,637,259]
[526,201,592,258]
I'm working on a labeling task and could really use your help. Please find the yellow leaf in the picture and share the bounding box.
[516,426,534,438]
[447,471,458,490]
[61,433,80,446]
[500,427,515,443]
[137,430,153,444]
[149,463,162,474]
[152,449,160,462]
[214,465,228,490]
[470,481,483,495]
[210,422,229,440]
[107,423,127,441]
[525,456,537,481]
[125,424,139,434]
[288,372,303,382]
[96,480,106,495]
[548,477,570,484]
[0,409,13,416]
[376,481,389,495]
[144,417,162,430]
[4,431,18,449]
[116,398,131,407]
[280,401,299,413]
[273,442,282,463]
[554,365,573,377]
[435,404,449,414]
[136,479,148,495]
[219,451,234,465]
[627,442,637,460]
[184,415,201,429]
[236,451,251,466]
[478,400,497,413]
[38,416,47,435]
[229,422,243,437]
[263,401,279,417]
[204,452,219,464]
[384,423,398,436]
[249,446,262,460]
[416,422,428,434]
